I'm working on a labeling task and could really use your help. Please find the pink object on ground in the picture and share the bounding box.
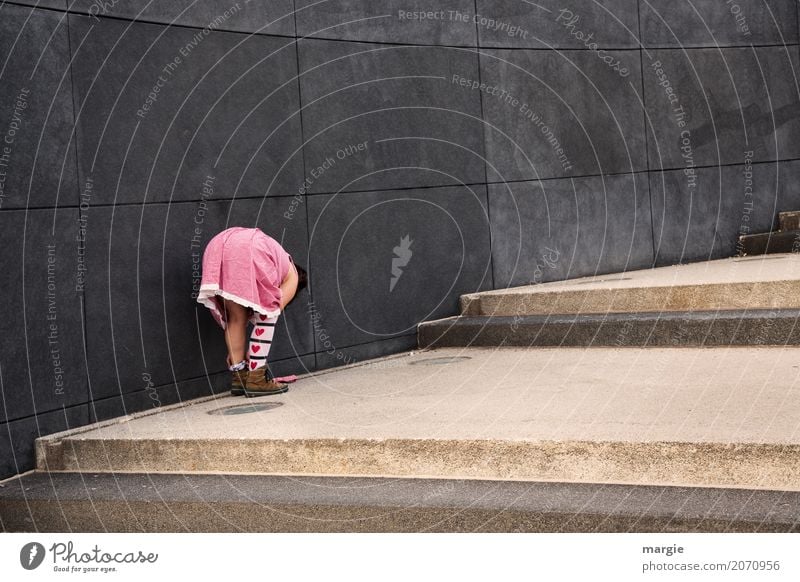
[196,227,293,330]
[273,375,298,383]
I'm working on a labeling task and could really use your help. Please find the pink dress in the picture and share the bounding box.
[196,227,293,330]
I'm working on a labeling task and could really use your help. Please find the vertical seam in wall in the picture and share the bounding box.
[63,13,81,210]
[636,0,657,266]
[291,0,316,369]
[474,0,495,290]
[63,9,91,416]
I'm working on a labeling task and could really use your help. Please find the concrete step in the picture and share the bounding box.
[737,231,800,256]
[418,309,800,348]
[1,471,797,532]
[778,210,800,232]
[460,254,800,317]
[32,347,800,492]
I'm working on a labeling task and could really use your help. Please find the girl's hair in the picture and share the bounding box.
[284,263,308,309]
[294,264,308,293]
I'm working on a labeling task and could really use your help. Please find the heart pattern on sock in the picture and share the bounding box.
[246,314,277,373]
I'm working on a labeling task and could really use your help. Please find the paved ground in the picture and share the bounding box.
[38,346,800,490]
[53,346,800,443]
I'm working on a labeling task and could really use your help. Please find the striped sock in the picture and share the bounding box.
[248,312,278,370]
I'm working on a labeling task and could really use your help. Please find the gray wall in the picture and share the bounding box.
[2,0,799,479]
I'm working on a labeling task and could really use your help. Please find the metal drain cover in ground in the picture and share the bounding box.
[408,356,472,366]
[207,402,283,416]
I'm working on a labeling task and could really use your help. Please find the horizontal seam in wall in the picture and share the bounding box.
[483,158,800,187]
[0,372,243,425]
[1,340,411,424]
[1,402,87,427]
[297,36,800,52]
[298,35,642,51]
[4,157,800,213]
[86,353,318,396]
[317,333,416,354]
[7,3,798,52]
[645,157,800,175]
[644,43,800,51]
[4,1,297,39]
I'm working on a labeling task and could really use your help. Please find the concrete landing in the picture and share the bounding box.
[461,253,800,316]
[37,346,800,491]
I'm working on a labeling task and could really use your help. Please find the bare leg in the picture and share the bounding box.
[222,298,249,366]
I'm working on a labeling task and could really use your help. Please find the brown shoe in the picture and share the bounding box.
[244,366,288,397]
[230,367,248,396]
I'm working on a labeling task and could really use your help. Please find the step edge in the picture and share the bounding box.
[7,469,800,494]
[52,437,800,491]
[422,308,800,326]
